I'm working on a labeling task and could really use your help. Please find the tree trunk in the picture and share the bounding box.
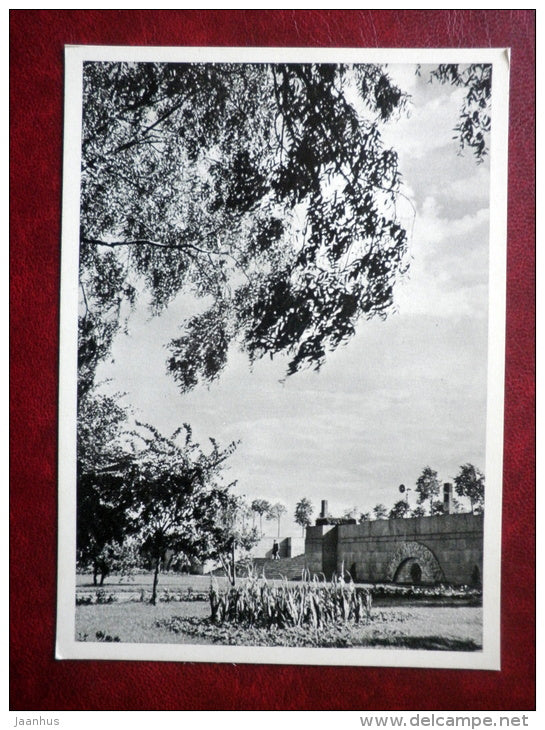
[219,553,235,587]
[231,541,236,586]
[277,518,280,537]
[151,556,161,605]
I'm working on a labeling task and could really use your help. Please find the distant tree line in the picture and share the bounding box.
[343,464,485,523]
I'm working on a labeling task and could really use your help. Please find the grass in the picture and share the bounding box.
[75,573,482,651]
[76,572,230,592]
[156,606,482,650]
[76,601,211,644]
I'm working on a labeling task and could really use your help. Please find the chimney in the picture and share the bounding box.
[443,483,452,514]
[320,500,329,518]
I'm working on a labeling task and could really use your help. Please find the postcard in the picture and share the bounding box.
[57,45,509,668]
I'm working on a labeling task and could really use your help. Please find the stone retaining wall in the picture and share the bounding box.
[305,513,483,585]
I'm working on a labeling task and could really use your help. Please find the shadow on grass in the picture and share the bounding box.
[155,616,482,651]
[361,636,481,651]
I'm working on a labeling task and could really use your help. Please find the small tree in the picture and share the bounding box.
[269,502,287,537]
[451,496,463,514]
[411,505,426,518]
[454,464,485,514]
[76,389,138,583]
[430,499,444,516]
[359,512,371,523]
[237,498,253,532]
[200,493,260,585]
[389,500,410,519]
[415,466,440,515]
[373,503,388,520]
[251,499,272,536]
[343,506,360,520]
[294,498,314,536]
[127,422,238,604]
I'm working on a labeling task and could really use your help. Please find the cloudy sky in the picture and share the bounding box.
[94,64,490,534]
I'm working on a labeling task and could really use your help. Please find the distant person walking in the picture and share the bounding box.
[272,540,280,560]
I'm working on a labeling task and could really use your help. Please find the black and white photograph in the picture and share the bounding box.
[57,46,509,668]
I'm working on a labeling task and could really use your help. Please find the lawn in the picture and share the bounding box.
[76,571,230,594]
[76,601,211,644]
[75,573,482,650]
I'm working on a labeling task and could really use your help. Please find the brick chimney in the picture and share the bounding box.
[320,500,329,518]
[443,483,452,514]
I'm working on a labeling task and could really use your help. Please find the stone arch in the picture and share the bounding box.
[386,541,445,584]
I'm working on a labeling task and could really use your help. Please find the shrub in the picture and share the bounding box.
[95,589,117,604]
[95,630,121,642]
[76,594,93,606]
[209,574,372,629]
[370,583,481,600]
[75,589,118,605]
[77,630,120,642]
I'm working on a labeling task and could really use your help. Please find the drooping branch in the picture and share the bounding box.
[113,99,186,154]
[81,237,230,258]
[79,62,416,393]
[79,281,90,317]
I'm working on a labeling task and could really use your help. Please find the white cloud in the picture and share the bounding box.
[386,64,420,92]
[382,85,466,162]
[416,197,489,244]
[395,196,489,318]
[445,164,490,203]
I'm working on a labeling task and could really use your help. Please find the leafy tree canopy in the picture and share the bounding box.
[454,463,485,514]
[250,498,272,534]
[77,394,240,600]
[430,499,445,516]
[77,389,136,572]
[251,498,272,516]
[429,64,491,161]
[125,421,239,602]
[79,61,411,396]
[198,493,259,585]
[389,499,410,519]
[294,497,314,535]
[415,466,440,512]
[270,502,287,518]
[269,502,287,537]
[373,503,388,520]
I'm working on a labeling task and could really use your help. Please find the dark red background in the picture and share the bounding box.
[10,10,535,711]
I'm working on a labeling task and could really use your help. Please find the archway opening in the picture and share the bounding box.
[410,562,422,584]
[394,558,423,585]
[386,541,446,584]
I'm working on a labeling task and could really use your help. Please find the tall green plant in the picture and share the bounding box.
[209,574,372,629]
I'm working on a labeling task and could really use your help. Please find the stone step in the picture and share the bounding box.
[251,555,308,581]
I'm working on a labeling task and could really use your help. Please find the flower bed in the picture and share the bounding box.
[209,575,372,629]
[76,587,209,605]
[369,583,482,606]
